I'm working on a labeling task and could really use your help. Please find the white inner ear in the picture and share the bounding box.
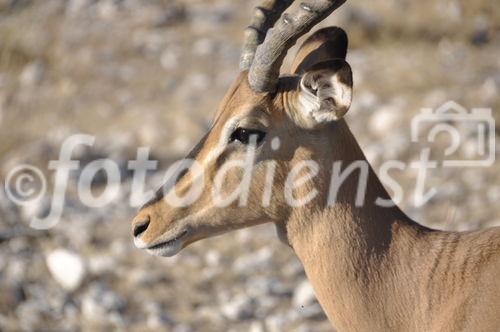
[299,77,321,114]
[298,73,352,123]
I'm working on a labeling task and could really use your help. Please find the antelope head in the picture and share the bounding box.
[132,0,354,256]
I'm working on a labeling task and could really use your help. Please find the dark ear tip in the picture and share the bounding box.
[309,26,348,62]
[314,26,348,46]
[304,59,352,87]
[307,58,350,72]
[315,27,348,41]
[292,26,349,75]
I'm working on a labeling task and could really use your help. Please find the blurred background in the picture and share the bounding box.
[0,0,498,331]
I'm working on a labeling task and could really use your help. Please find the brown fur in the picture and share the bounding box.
[132,28,500,331]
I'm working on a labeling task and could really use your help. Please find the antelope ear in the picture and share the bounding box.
[291,26,348,75]
[298,59,353,125]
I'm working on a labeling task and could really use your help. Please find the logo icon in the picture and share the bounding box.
[411,101,495,167]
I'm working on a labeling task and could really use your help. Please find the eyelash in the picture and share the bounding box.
[229,128,266,145]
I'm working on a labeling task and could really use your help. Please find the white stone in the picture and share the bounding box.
[205,250,221,267]
[145,302,171,328]
[46,249,86,291]
[233,247,272,274]
[20,197,50,224]
[0,92,5,126]
[82,284,126,321]
[249,321,265,332]
[97,0,117,20]
[487,186,500,204]
[293,279,316,307]
[368,105,402,136]
[480,78,498,102]
[19,61,44,87]
[265,314,286,332]
[160,48,179,70]
[193,38,215,56]
[172,324,194,332]
[363,143,383,165]
[488,219,500,227]
[88,254,116,275]
[221,295,254,320]
[66,0,91,15]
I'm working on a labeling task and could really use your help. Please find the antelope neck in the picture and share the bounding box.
[281,121,427,330]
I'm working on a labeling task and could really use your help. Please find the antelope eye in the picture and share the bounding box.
[229,128,266,145]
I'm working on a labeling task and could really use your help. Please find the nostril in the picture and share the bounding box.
[133,216,150,238]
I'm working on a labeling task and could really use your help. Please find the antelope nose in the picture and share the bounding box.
[133,216,150,238]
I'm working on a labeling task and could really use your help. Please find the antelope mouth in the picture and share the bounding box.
[146,229,189,257]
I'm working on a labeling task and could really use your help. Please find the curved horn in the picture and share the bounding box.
[248,0,347,92]
[239,0,295,71]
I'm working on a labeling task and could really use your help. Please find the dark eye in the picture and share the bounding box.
[229,128,266,145]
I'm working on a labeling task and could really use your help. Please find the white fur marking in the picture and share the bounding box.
[298,74,352,124]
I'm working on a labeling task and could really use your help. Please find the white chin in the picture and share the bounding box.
[146,240,182,257]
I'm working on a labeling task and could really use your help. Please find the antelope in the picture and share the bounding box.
[131,0,500,330]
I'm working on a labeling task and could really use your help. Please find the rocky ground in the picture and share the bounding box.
[0,0,499,331]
